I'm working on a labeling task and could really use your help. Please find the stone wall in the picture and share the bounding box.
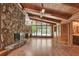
[0,4,25,48]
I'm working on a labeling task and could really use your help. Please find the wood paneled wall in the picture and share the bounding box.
[68,12,79,46]
[0,4,1,48]
[61,23,69,44]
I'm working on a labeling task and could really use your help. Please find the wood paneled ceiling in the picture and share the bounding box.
[20,3,79,24]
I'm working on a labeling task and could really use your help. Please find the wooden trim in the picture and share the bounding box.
[30,17,56,25]
[31,36,53,38]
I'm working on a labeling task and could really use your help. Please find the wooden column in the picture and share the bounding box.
[61,23,69,45]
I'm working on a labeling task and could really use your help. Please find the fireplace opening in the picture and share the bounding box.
[73,35,79,45]
[14,33,20,42]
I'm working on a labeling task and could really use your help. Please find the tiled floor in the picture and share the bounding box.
[7,38,79,56]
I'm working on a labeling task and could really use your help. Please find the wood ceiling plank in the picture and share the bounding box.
[63,3,79,9]
[21,3,42,11]
[21,3,72,19]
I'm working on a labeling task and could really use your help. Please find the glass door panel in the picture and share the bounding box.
[31,20,52,37]
[47,26,52,36]
[42,25,47,36]
[37,26,42,36]
[41,22,46,25]
[32,25,37,36]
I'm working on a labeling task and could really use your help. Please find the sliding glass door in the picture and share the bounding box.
[31,20,52,37]
[47,26,52,36]
[32,25,37,36]
[37,26,42,36]
[42,25,47,36]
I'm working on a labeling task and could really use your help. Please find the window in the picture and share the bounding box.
[31,20,52,37]
[32,25,37,36]
[37,26,42,36]
[47,26,52,36]
[42,25,47,36]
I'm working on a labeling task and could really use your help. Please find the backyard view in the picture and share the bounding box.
[31,20,52,36]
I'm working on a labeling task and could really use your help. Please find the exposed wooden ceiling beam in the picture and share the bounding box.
[28,13,61,23]
[30,16,56,25]
[28,13,40,17]
[21,3,72,19]
[25,9,68,22]
[42,17,61,23]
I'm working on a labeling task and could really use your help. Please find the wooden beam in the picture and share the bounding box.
[28,13,40,18]
[28,13,61,23]
[26,9,68,22]
[21,3,72,19]
[30,17,56,25]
